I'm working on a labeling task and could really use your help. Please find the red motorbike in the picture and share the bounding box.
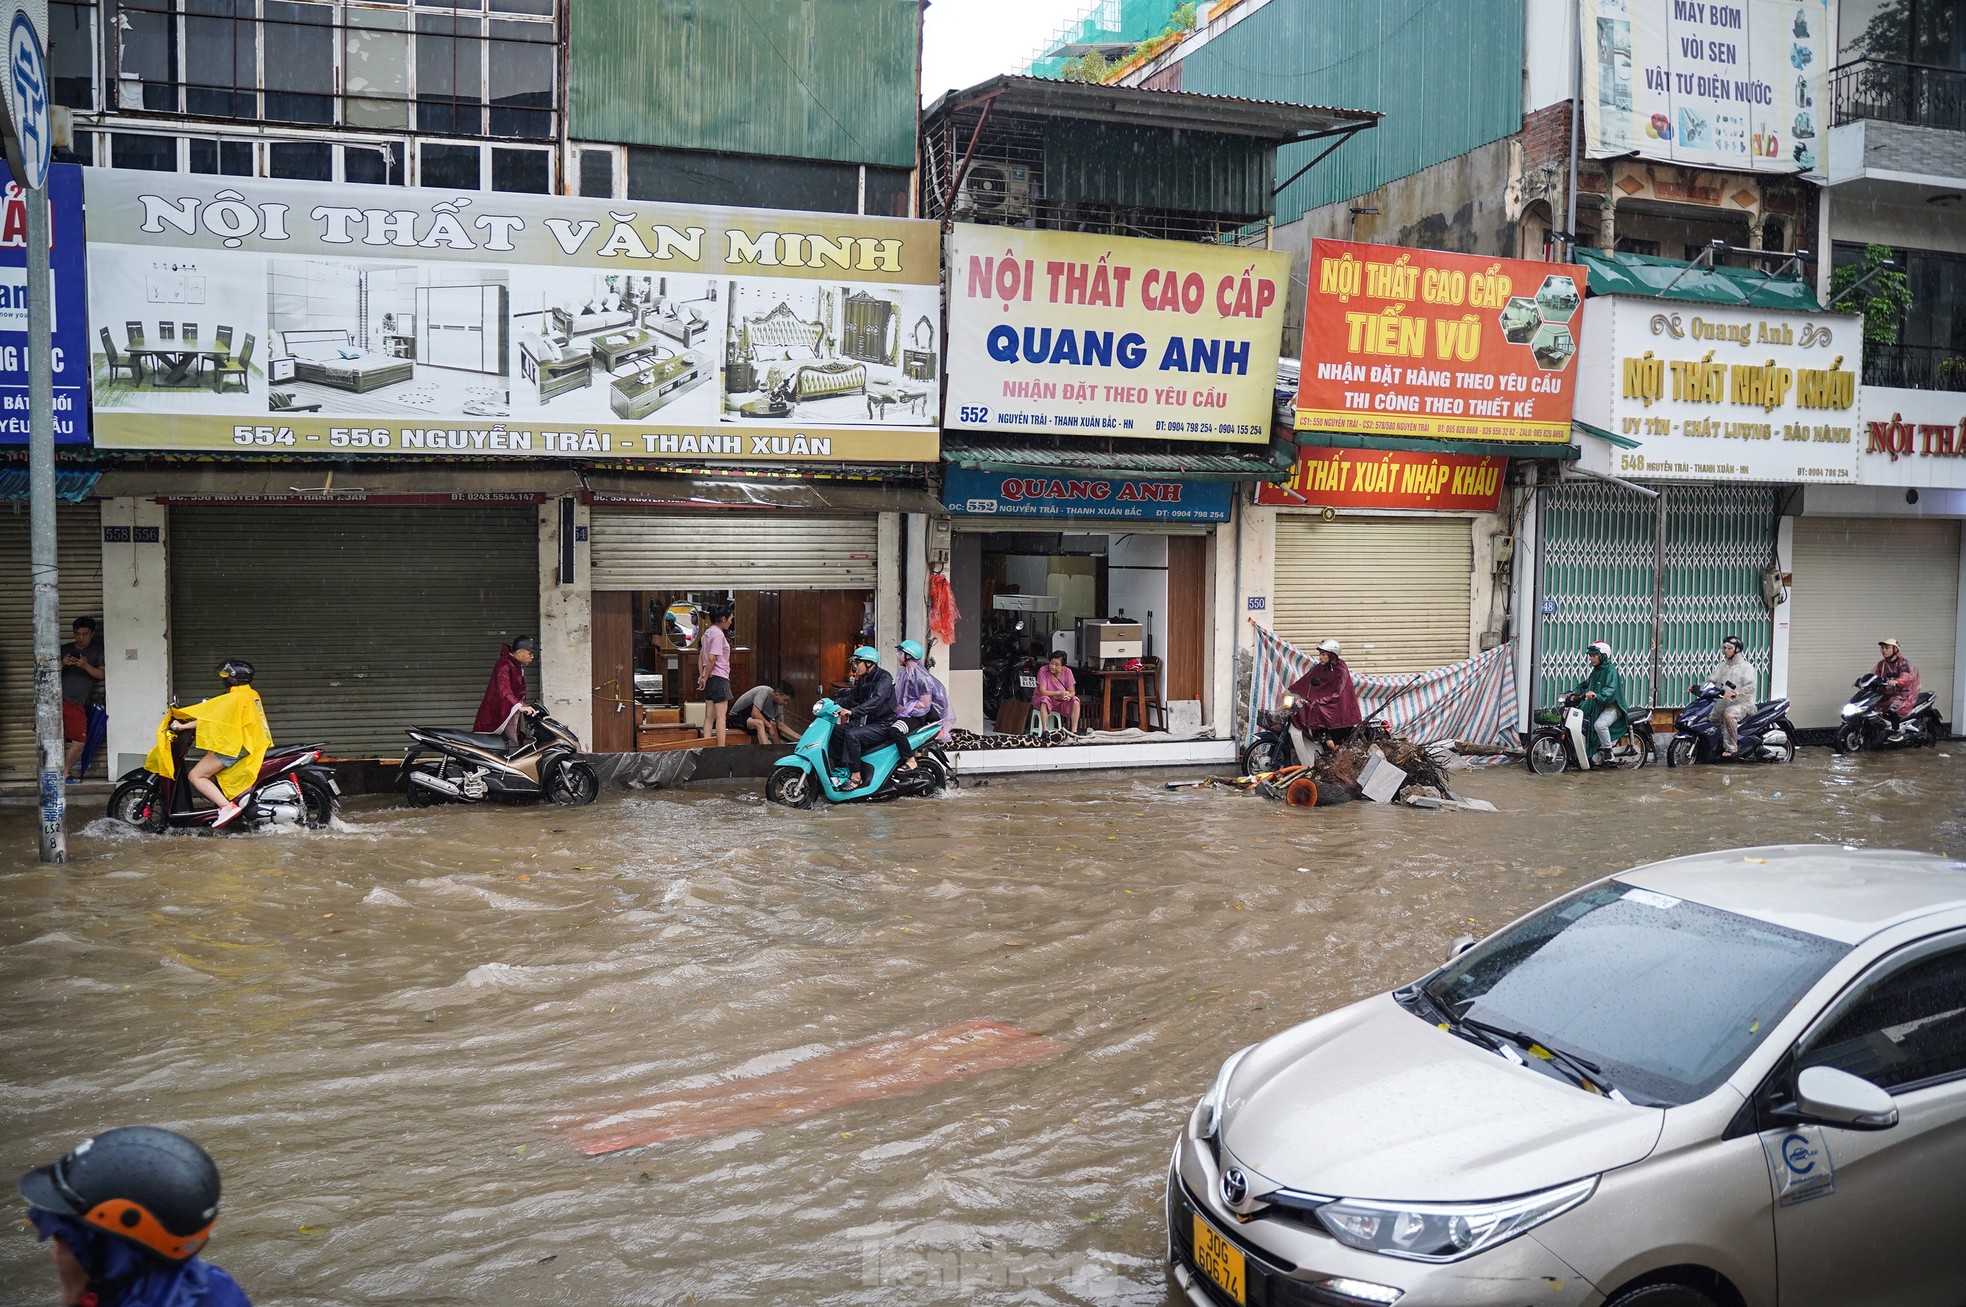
[107,716,339,832]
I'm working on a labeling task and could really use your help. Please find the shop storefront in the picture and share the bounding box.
[0,495,103,779]
[1785,390,1966,732]
[1559,262,1865,716]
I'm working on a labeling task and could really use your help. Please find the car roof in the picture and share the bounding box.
[1615,845,1966,945]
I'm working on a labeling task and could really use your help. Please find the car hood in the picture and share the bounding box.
[1222,994,1665,1203]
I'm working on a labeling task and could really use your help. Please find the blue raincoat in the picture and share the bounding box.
[27,1211,253,1307]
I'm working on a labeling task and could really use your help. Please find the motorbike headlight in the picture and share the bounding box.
[1280,693,1300,710]
[1191,1044,1254,1142]
[1840,703,1862,718]
[1313,1177,1596,1262]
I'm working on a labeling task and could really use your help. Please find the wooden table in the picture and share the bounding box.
[134,348,225,388]
[591,328,662,371]
[1074,666,1160,732]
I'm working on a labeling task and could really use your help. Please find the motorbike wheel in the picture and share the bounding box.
[107,778,164,831]
[1618,731,1651,770]
[1526,731,1570,775]
[300,778,338,829]
[765,764,819,809]
[1925,714,1943,747]
[1241,737,1283,776]
[1665,737,1698,769]
[544,759,599,807]
[1770,719,1798,765]
[1833,722,1865,755]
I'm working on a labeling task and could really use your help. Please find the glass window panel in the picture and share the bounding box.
[110,132,178,172]
[490,146,548,193]
[344,142,406,185]
[578,148,614,199]
[346,8,412,128]
[1915,0,1965,68]
[189,137,217,173]
[419,0,483,8]
[416,13,484,134]
[488,21,552,138]
[48,1,94,110]
[269,140,333,181]
[183,0,257,120]
[491,0,554,13]
[1802,948,1966,1091]
[114,2,178,112]
[419,141,481,189]
[864,166,912,218]
[263,1,335,124]
[221,140,255,175]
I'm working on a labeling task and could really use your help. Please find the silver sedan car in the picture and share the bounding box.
[1168,845,1966,1307]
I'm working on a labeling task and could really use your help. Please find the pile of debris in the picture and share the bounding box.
[1169,729,1495,813]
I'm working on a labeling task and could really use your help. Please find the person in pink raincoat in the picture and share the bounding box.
[1871,637,1922,719]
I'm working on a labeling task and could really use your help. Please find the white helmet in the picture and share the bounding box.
[1587,641,1611,657]
[1317,639,1343,655]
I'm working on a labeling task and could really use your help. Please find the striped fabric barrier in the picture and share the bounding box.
[1249,623,1521,748]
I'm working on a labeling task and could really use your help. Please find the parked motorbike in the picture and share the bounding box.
[765,699,952,807]
[1836,672,1944,753]
[402,703,598,807]
[107,718,339,832]
[1664,683,1796,767]
[1525,697,1654,774]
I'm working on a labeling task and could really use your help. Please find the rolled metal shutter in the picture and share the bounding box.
[1274,515,1472,674]
[590,510,877,589]
[0,504,103,778]
[169,507,539,757]
[1789,517,1958,729]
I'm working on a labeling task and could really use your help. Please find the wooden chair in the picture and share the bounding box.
[124,321,145,351]
[213,334,254,393]
[213,325,233,355]
[99,327,143,383]
[1120,661,1167,732]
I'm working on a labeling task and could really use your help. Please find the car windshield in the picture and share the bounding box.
[1424,881,1849,1106]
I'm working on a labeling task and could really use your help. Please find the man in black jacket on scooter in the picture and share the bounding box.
[833,645,896,791]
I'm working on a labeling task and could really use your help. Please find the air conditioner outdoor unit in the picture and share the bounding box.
[954,162,1034,221]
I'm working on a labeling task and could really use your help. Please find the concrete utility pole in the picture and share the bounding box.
[27,175,60,862]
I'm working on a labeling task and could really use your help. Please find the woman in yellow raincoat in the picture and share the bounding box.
[145,660,272,827]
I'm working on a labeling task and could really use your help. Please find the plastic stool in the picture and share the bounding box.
[1028,706,1063,735]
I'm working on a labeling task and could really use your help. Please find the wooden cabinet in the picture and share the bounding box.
[840,292,893,365]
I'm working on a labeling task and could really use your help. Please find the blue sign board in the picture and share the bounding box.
[943,465,1231,522]
[7,11,50,191]
[0,162,86,443]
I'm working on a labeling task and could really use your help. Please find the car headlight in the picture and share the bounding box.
[1313,1176,1596,1262]
[1191,1044,1254,1141]
[1841,703,1862,717]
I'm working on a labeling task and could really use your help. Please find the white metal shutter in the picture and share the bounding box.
[0,504,103,778]
[169,507,539,757]
[590,510,878,589]
[1274,515,1473,674]
[1788,517,1959,729]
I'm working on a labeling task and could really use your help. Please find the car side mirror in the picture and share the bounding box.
[1444,934,1476,962]
[1796,1065,1898,1130]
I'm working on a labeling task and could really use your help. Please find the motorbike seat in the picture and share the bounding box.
[1912,691,1937,711]
[415,727,516,753]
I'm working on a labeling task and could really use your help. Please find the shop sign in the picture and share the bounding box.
[942,465,1231,522]
[1257,446,1505,512]
[0,163,85,444]
[1296,241,1586,444]
[1578,296,1862,482]
[943,224,1289,445]
[1581,0,1830,174]
[81,170,941,462]
[1858,387,1966,489]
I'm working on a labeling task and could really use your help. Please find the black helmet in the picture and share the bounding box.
[17,1126,222,1262]
[216,659,254,686]
[511,635,539,654]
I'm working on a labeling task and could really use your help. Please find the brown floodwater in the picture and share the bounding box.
[3,748,1962,1305]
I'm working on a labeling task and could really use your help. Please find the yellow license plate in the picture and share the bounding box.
[1192,1212,1246,1305]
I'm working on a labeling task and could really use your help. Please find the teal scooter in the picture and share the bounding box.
[765,698,953,807]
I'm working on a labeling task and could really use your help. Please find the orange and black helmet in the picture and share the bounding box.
[17,1126,221,1262]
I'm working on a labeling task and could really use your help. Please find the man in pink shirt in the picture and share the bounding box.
[697,609,733,747]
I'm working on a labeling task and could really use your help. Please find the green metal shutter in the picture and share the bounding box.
[1660,485,1776,702]
[169,507,539,758]
[590,510,878,590]
[1535,482,1657,708]
[1274,515,1473,674]
[0,504,103,778]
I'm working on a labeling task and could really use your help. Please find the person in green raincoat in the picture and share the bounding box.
[1571,640,1628,763]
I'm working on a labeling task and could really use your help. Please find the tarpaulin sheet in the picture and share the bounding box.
[1249,623,1521,748]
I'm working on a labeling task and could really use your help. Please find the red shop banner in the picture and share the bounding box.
[1257,447,1506,512]
[1296,240,1586,444]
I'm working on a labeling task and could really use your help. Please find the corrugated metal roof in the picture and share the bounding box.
[943,441,1295,480]
[0,469,100,502]
[923,74,1378,142]
[1576,248,1824,312]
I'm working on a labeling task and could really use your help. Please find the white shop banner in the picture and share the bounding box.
[1582,0,1830,174]
[1859,386,1966,489]
[1574,296,1863,483]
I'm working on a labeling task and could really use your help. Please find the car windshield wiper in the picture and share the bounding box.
[1459,1016,1630,1103]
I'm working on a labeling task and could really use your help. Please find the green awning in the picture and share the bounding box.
[1294,430,1579,461]
[1576,247,1822,312]
[941,440,1297,482]
[1573,419,1641,449]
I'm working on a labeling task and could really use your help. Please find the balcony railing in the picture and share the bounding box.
[1864,342,1966,392]
[1832,58,1966,133]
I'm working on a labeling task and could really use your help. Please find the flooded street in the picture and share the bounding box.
[3,751,1963,1306]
